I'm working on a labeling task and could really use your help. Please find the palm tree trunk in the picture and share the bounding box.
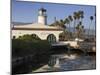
[74,20,76,38]
[69,23,71,40]
[88,20,92,38]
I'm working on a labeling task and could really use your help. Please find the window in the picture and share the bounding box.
[47,34,56,43]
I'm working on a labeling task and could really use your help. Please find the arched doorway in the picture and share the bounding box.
[47,34,56,43]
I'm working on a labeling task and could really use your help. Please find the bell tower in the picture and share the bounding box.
[38,8,47,25]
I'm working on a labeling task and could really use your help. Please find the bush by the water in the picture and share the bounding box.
[18,34,41,41]
[12,34,51,58]
[12,35,52,74]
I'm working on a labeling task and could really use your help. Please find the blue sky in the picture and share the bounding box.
[12,0,96,29]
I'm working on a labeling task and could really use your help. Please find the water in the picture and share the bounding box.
[47,54,96,71]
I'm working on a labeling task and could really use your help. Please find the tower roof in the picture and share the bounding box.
[39,7,46,12]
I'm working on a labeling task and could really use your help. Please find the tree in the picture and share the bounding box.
[75,11,81,25]
[73,11,85,39]
[50,19,66,29]
[76,22,84,39]
[79,11,84,23]
[59,19,66,29]
[64,18,70,40]
[73,12,77,33]
[68,15,73,39]
[88,16,94,37]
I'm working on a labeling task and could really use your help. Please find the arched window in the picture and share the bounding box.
[47,34,56,43]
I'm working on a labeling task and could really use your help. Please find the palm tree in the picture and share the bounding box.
[79,11,84,23]
[50,18,66,29]
[80,11,85,39]
[75,11,81,25]
[88,16,94,38]
[59,19,66,29]
[55,21,60,27]
[76,23,84,39]
[63,18,70,40]
[81,25,85,39]
[64,18,70,25]
[74,11,85,39]
[68,15,73,39]
[68,15,73,26]
[79,11,84,24]
[50,20,60,27]
[76,24,80,39]
[73,12,77,37]
[64,18,70,31]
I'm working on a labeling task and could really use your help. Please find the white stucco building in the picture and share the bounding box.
[12,8,63,42]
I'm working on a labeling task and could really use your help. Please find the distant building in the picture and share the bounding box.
[12,8,63,42]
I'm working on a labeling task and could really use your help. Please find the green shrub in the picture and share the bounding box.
[18,34,40,41]
[12,39,51,58]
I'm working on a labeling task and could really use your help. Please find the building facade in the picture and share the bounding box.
[12,8,63,42]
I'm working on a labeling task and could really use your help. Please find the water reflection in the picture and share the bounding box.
[47,55,60,71]
[44,54,95,71]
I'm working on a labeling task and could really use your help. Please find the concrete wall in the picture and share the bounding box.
[12,30,63,42]
[63,41,78,48]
